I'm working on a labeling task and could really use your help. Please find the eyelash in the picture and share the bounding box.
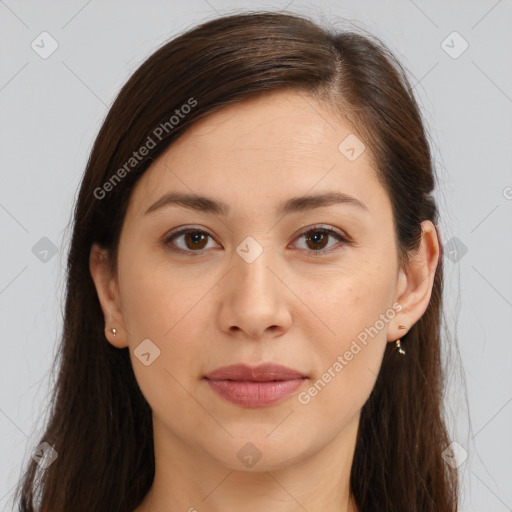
[163,225,352,257]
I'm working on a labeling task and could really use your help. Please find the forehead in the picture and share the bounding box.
[126,89,385,219]
[172,89,353,158]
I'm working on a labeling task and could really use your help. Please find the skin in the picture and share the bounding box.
[90,89,439,512]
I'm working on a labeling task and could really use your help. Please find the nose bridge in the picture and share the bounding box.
[232,234,278,300]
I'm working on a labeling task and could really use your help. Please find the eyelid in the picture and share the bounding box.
[163,224,352,255]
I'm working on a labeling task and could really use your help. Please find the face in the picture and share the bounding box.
[91,89,429,473]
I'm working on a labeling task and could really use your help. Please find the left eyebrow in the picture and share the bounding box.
[144,191,369,216]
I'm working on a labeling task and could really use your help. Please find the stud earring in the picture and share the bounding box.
[110,327,117,337]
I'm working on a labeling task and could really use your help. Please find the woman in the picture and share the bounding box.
[14,11,458,512]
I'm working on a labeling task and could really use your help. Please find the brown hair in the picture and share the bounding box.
[13,11,458,511]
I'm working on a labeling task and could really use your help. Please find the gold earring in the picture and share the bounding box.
[395,324,407,355]
[110,327,117,337]
[395,338,405,355]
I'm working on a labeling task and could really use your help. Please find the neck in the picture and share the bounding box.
[134,412,360,512]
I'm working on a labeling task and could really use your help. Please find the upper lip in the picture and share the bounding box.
[204,363,307,382]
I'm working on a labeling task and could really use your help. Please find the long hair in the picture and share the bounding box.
[14,11,457,511]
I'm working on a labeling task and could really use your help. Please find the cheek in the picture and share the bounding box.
[309,260,395,347]
[118,258,214,418]
[119,248,206,339]
[118,252,221,382]
[295,299,389,431]
[298,262,396,407]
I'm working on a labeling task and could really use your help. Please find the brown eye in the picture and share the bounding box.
[294,226,349,254]
[165,228,217,254]
[305,231,330,250]
[182,231,208,250]
[164,225,350,256]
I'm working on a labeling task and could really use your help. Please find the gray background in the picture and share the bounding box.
[1,0,511,510]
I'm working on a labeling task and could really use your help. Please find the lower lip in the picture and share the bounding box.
[205,378,306,407]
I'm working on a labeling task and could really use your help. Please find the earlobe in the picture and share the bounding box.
[89,243,128,348]
[389,220,440,342]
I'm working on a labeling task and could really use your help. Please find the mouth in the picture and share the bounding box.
[203,363,308,407]
[203,362,307,381]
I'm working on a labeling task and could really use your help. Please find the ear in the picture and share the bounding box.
[89,243,129,348]
[387,220,440,342]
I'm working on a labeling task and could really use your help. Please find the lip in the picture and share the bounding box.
[203,363,308,407]
[204,363,307,381]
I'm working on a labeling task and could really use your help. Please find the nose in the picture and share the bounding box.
[218,244,293,340]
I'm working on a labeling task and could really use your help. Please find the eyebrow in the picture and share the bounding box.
[144,191,369,217]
